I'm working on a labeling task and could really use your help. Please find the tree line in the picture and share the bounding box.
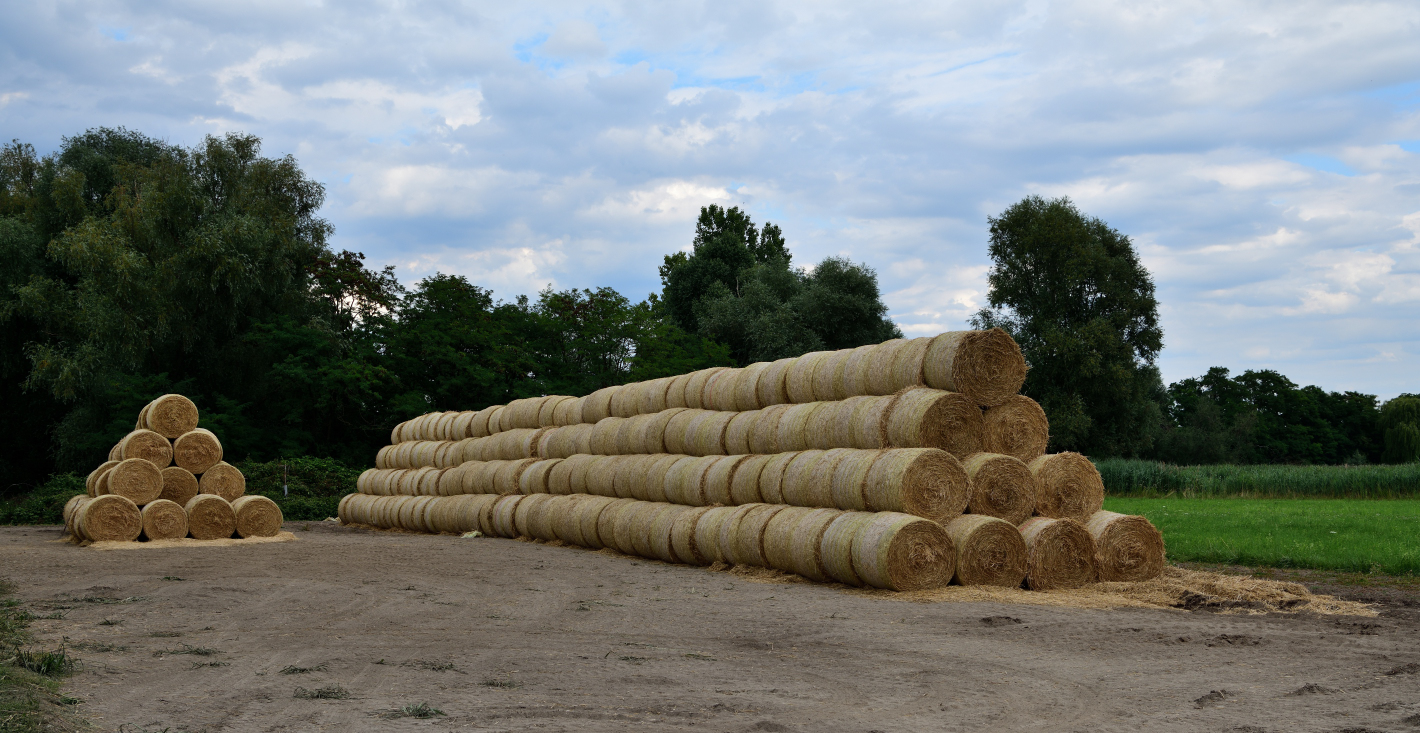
[1,129,1416,501]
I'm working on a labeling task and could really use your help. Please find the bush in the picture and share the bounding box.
[0,474,85,525]
[235,456,363,521]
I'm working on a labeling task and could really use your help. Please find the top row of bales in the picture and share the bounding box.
[391,330,1027,443]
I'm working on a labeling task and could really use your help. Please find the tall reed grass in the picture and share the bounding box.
[1096,459,1420,499]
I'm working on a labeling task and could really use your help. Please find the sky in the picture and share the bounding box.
[2,1,1418,399]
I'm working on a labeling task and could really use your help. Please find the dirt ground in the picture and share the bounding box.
[3,522,1419,733]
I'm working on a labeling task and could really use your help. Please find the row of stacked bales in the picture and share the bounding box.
[342,330,1165,591]
[64,395,283,543]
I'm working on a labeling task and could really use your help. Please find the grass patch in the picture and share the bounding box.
[480,676,521,689]
[382,702,445,719]
[1096,459,1420,499]
[71,641,127,653]
[293,684,350,699]
[0,578,82,732]
[1104,497,1420,574]
[153,644,220,657]
[400,660,461,673]
[279,664,327,675]
[97,619,122,626]
[149,632,181,638]
[190,661,229,669]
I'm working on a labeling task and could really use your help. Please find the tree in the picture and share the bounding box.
[1380,395,1420,463]
[972,195,1164,456]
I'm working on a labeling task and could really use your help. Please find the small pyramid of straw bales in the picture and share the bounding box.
[342,328,1166,591]
[65,395,283,543]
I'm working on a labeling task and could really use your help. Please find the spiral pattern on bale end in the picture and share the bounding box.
[961,452,1036,525]
[199,461,246,502]
[229,496,283,538]
[1028,452,1105,524]
[107,458,164,506]
[923,329,1027,408]
[1085,510,1166,582]
[185,494,237,540]
[141,499,189,540]
[862,448,969,523]
[982,395,1050,462]
[158,467,200,508]
[119,429,173,468]
[173,428,223,474]
[144,394,200,439]
[884,387,984,457]
[76,494,143,542]
[1018,516,1098,590]
[944,514,1028,587]
[850,512,955,591]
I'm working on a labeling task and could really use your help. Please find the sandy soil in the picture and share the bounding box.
[3,522,1419,733]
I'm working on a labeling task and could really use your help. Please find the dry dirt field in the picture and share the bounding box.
[3,522,1419,733]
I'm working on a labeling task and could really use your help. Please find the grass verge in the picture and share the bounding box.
[1104,497,1420,574]
[0,579,82,732]
[1096,459,1420,499]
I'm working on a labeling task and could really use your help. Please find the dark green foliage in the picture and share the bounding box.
[973,196,1164,456]
[1095,458,1420,499]
[1380,396,1420,463]
[237,456,364,521]
[0,474,84,525]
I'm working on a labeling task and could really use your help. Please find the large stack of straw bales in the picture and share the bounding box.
[64,395,283,543]
[341,329,1165,591]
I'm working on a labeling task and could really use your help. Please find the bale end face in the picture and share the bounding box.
[232,495,284,538]
[198,462,247,503]
[140,499,189,541]
[850,513,955,591]
[185,495,237,540]
[944,514,1028,587]
[923,329,1028,407]
[1085,510,1166,582]
[1019,516,1098,590]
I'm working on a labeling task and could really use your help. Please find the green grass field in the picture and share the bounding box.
[1104,497,1420,575]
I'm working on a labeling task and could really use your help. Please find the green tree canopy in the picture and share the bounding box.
[972,195,1164,456]
[1380,395,1420,463]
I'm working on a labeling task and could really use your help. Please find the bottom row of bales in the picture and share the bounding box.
[64,493,284,543]
[339,493,1164,592]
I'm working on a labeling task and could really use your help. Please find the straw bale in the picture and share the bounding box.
[487,406,508,434]
[487,495,525,538]
[538,396,574,427]
[470,406,498,438]
[76,494,143,542]
[119,429,173,468]
[787,508,843,581]
[837,345,877,398]
[624,501,666,557]
[774,403,824,453]
[614,414,648,455]
[1019,517,1098,590]
[199,462,246,502]
[1085,510,1166,582]
[863,448,968,522]
[818,512,875,585]
[805,400,848,450]
[852,512,955,591]
[944,515,1028,587]
[613,455,656,499]
[886,337,933,393]
[864,339,907,396]
[827,394,869,450]
[983,395,1050,462]
[532,429,558,459]
[164,425,219,473]
[546,456,576,495]
[230,495,283,538]
[668,505,714,564]
[550,396,582,426]
[923,328,1027,408]
[390,421,408,444]
[106,458,164,506]
[663,374,692,409]
[778,450,827,506]
[666,456,718,505]
[810,350,851,402]
[829,448,879,512]
[184,494,237,540]
[494,458,539,495]
[546,494,589,544]
[337,493,358,523]
[648,504,689,562]
[689,411,733,456]
[417,468,443,498]
[747,405,792,454]
[108,443,120,462]
[136,401,152,432]
[761,506,814,571]
[515,493,558,540]
[639,377,673,415]
[144,394,200,438]
[702,369,742,412]
[634,408,683,455]
[580,496,624,549]
[64,495,87,532]
[588,417,626,455]
[375,446,392,470]
[610,382,644,418]
[662,409,703,455]
[692,506,739,564]
[94,467,118,497]
[608,500,650,554]
[785,352,829,403]
[581,386,620,423]
[435,412,459,440]
[522,428,550,459]
[804,447,855,508]
[733,363,770,411]
[558,454,598,495]
[728,454,772,505]
[1029,452,1105,524]
[682,368,727,409]
[519,459,562,495]
[158,466,199,507]
[701,455,744,505]
[87,461,120,496]
[451,411,477,439]
[724,503,787,567]
[961,453,1036,525]
[585,455,620,497]
[464,494,499,534]
[137,499,188,541]
[540,423,588,459]
[756,452,799,504]
[755,358,795,407]
[884,387,984,457]
[635,455,683,503]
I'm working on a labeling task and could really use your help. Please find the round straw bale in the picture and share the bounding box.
[862,448,968,522]
[495,458,540,495]
[560,454,599,495]
[639,377,673,415]
[1085,510,1166,582]
[87,461,120,495]
[692,505,739,564]
[173,428,223,474]
[787,507,843,581]
[833,345,871,397]
[435,412,459,440]
[666,456,718,505]
[469,405,498,438]
[702,369,742,412]
[1029,452,1105,524]
[887,337,933,393]
[451,411,477,439]
[230,495,283,538]
[810,350,851,402]
[584,455,620,497]
[375,445,393,470]
[784,352,829,404]
[923,328,1027,408]
[550,396,581,426]
[944,514,1028,587]
[136,401,152,431]
[723,503,787,567]
[612,455,655,499]
[158,466,199,506]
[662,374,690,409]
[144,394,199,438]
[107,458,164,506]
[520,428,549,459]
[581,386,619,423]
[722,411,759,455]
[635,455,682,503]
[487,494,525,537]
[961,453,1036,525]
[579,496,623,549]
[519,459,562,495]
[608,500,651,554]
[884,388,984,457]
[864,339,907,396]
[506,398,544,430]
[829,444,876,513]
[542,423,590,458]
[537,396,572,427]
[614,414,648,455]
[983,395,1050,462]
[746,405,789,454]
[761,506,814,571]
[634,408,683,455]
[108,443,121,462]
[588,417,626,455]
[533,429,558,459]
[755,358,794,407]
[622,501,664,557]
[609,382,644,418]
[119,429,173,468]
[659,409,699,455]
[851,512,955,591]
[701,455,744,506]
[805,400,847,450]
[689,411,733,456]
[774,403,823,453]
[463,462,499,494]
[546,456,577,495]
[64,495,87,531]
[732,363,769,411]
[802,448,854,509]
[199,462,246,502]
[779,450,827,506]
[668,505,714,564]
[547,494,589,545]
[390,421,408,444]
[514,493,558,540]
[184,494,237,540]
[729,454,772,505]
[76,494,143,542]
[682,368,726,410]
[486,406,508,434]
[818,512,875,585]
[465,494,500,534]
[1019,516,1098,590]
[645,504,687,562]
[756,452,799,504]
